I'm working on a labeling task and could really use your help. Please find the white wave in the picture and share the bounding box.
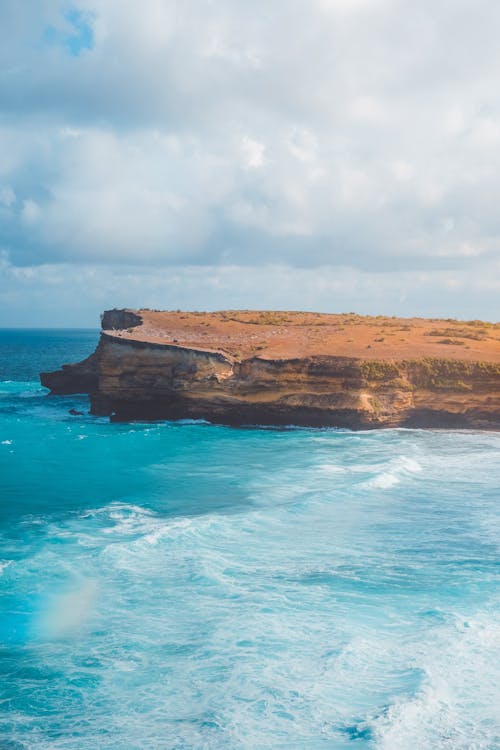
[395,456,422,473]
[361,455,422,490]
[316,463,346,474]
[372,615,500,749]
[143,518,194,545]
[1,439,12,445]
[83,502,156,519]
[0,560,12,575]
[366,472,400,489]
[173,418,211,425]
[101,508,157,537]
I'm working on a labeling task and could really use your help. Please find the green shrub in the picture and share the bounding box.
[360,361,400,381]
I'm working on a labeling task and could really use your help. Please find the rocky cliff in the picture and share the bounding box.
[40,309,500,429]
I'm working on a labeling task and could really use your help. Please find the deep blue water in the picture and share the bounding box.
[0,330,499,749]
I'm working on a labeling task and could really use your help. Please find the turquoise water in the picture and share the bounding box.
[1,331,499,749]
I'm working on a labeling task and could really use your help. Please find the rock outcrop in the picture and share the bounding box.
[101,309,142,331]
[40,351,99,395]
[40,308,500,429]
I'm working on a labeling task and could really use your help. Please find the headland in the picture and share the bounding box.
[40,308,500,429]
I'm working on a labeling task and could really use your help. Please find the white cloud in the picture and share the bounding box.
[287,128,319,164]
[0,186,16,207]
[1,0,500,322]
[391,161,414,182]
[1,256,499,327]
[21,199,41,223]
[240,136,265,169]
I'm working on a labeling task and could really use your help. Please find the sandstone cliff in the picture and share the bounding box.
[40,309,500,429]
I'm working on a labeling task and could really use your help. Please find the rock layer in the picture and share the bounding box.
[40,309,500,429]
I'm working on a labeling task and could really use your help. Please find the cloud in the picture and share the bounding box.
[0,0,499,321]
[1,253,499,327]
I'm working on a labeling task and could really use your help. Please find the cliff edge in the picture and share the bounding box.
[40,308,500,429]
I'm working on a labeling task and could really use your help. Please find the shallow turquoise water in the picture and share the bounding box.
[1,331,499,748]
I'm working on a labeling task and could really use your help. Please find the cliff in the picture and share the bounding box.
[40,309,500,429]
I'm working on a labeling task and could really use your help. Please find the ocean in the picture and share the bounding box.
[0,329,499,749]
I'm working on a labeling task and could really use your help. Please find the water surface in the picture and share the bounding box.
[0,330,499,748]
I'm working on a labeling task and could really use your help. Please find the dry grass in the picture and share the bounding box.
[107,309,500,364]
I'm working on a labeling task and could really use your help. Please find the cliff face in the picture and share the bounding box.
[40,309,500,429]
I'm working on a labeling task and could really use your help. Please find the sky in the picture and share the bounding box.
[1,0,500,326]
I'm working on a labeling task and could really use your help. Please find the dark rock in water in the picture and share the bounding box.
[69,408,84,416]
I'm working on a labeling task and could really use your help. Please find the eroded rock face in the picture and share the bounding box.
[101,309,142,331]
[40,309,500,428]
[40,351,99,395]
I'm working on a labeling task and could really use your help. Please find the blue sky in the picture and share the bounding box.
[1,0,499,325]
[44,9,94,57]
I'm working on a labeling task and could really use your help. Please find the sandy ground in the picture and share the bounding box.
[110,309,500,363]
